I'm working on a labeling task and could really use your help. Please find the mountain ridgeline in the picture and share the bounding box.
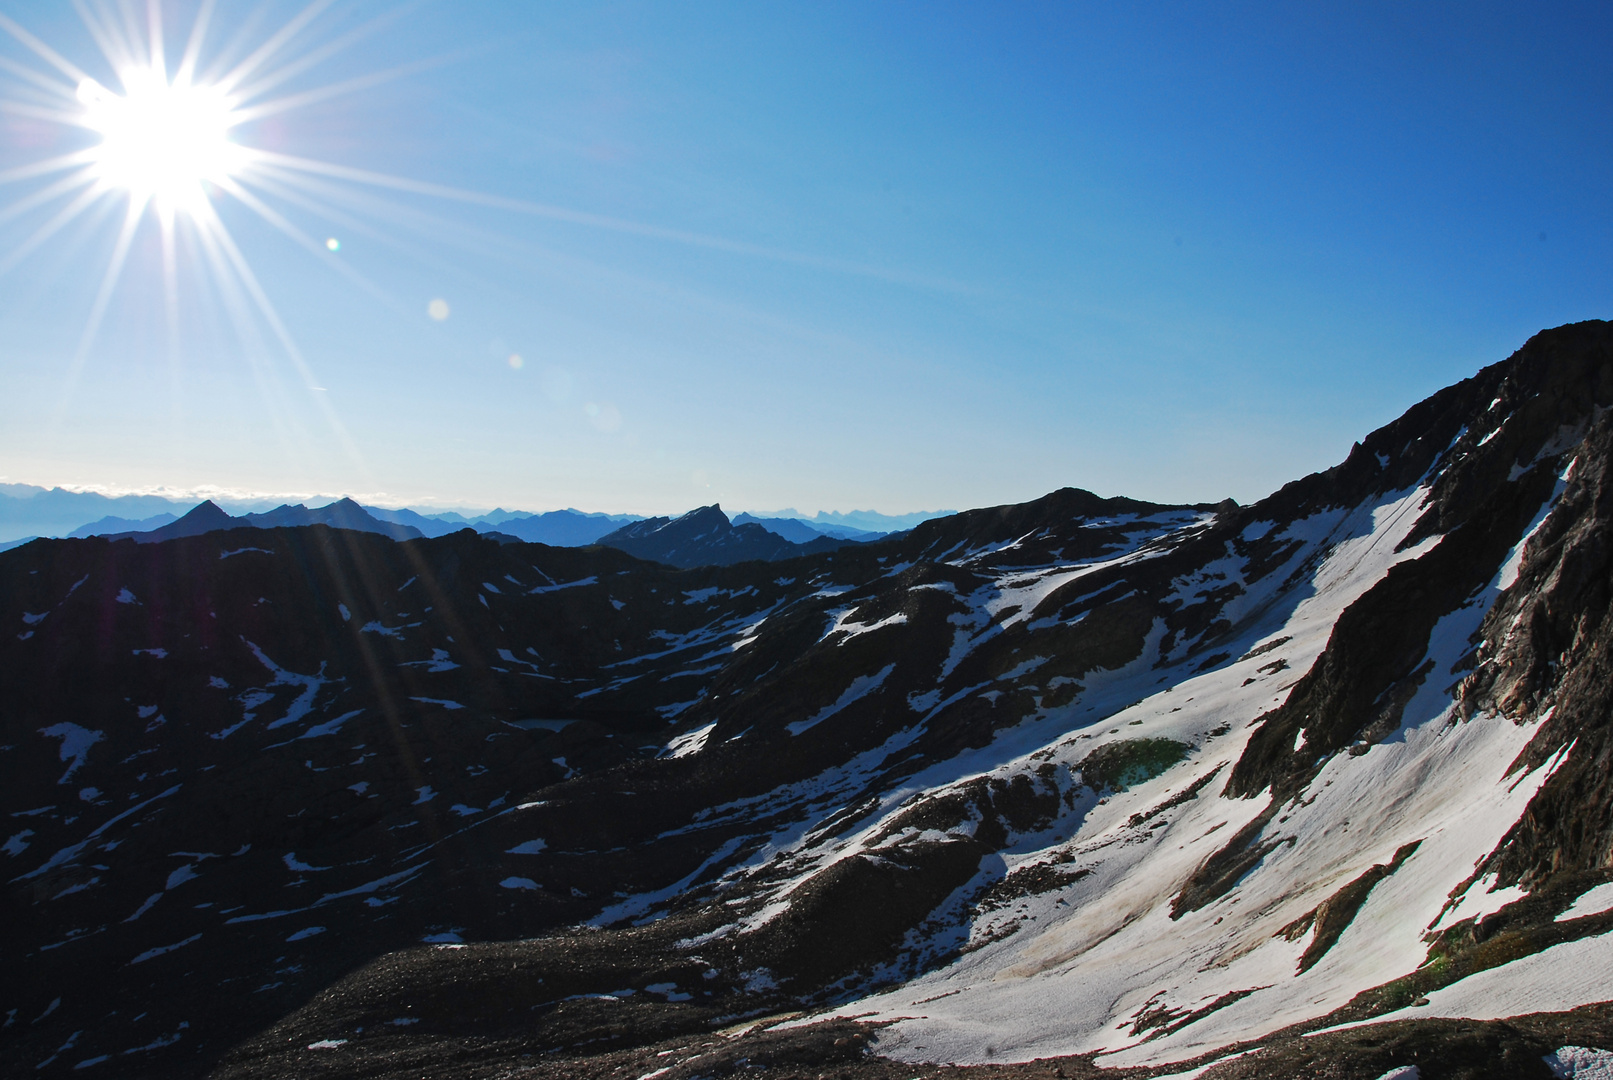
[79,499,873,566]
[4,322,1613,1079]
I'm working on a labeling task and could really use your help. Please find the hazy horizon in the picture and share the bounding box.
[0,476,959,522]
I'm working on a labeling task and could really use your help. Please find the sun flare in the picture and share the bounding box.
[76,69,243,214]
[0,0,418,473]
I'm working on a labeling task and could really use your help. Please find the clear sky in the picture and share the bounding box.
[1,1,1609,516]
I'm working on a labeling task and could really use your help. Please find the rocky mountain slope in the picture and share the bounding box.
[4,322,1613,1078]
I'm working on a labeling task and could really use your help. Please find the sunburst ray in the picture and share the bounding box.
[173,0,216,86]
[0,166,99,229]
[0,11,92,84]
[213,0,334,96]
[0,182,109,275]
[228,0,423,104]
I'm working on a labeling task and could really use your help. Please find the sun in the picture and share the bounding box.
[76,68,243,215]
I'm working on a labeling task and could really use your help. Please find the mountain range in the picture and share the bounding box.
[4,322,1613,1078]
[106,498,425,543]
[39,500,881,568]
[0,489,926,552]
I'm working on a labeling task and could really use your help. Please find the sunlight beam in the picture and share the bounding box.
[0,54,78,98]
[186,213,326,479]
[0,99,92,125]
[174,0,216,86]
[51,191,149,426]
[230,53,455,124]
[0,166,99,228]
[214,0,335,96]
[253,149,976,294]
[159,201,180,354]
[0,150,98,186]
[191,199,375,482]
[0,12,91,85]
[228,0,426,105]
[0,182,109,275]
[145,0,166,79]
[229,165,408,252]
[219,174,397,305]
[69,0,137,78]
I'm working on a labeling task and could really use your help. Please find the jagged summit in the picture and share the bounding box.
[4,322,1613,1078]
[160,497,233,538]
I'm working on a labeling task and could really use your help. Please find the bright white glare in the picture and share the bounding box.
[77,69,243,214]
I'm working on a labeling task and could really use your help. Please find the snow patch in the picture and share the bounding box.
[130,933,201,965]
[1353,927,1613,1027]
[220,547,272,559]
[1545,1047,1613,1079]
[787,665,895,736]
[666,722,718,758]
[39,723,103,784]
[1558,883,1613,923]
[410,697,464,710]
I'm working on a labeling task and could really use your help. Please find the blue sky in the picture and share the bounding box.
[0,1,1609,515]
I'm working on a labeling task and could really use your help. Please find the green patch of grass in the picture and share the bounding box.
[1079,738,1190,792]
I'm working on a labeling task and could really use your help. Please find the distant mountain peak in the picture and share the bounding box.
[595,502,862,568]
[181,499,231,522]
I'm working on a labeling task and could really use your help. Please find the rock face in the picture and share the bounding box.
[5,322,1613,1079]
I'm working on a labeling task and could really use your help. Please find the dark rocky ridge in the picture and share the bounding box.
[5,322,1613,1078]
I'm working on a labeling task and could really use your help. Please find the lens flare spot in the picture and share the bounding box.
[507,353,523,370]
[585,402,622,432]
[541,367,574,402]
[325,237,340,251]
[427,298,450,321]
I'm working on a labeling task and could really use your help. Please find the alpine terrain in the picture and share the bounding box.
[5,321,1613,1079]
